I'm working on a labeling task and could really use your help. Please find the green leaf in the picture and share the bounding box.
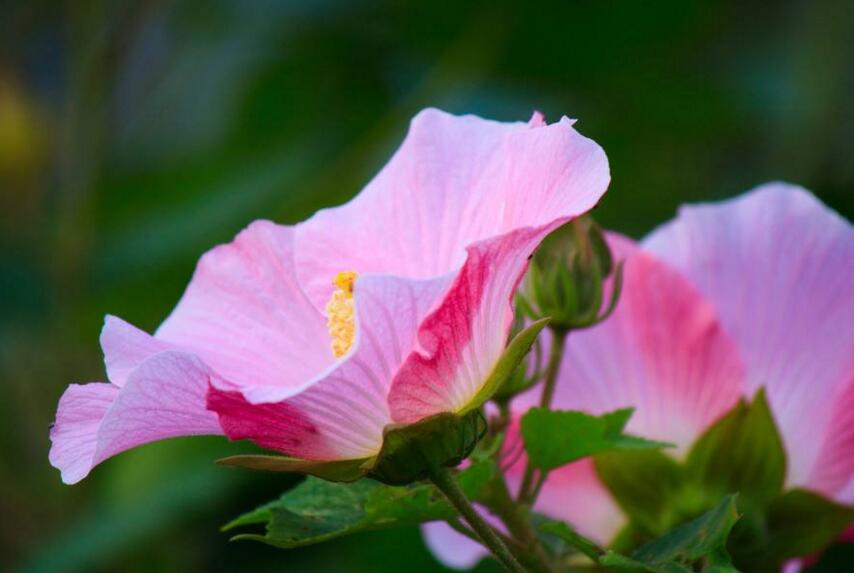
[463,317,550,411]
[765,489,854,559]
[594,450,688,536]
[686,389,785,508]
[521,407,671,472]
[225,459,496,549]
[538,520,603,562]
[601,495,741,573]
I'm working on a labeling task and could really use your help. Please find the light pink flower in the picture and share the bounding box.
[49,109,610,484]
[426,183,854,568]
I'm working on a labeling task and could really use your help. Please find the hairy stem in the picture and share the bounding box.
[429,466,526,573]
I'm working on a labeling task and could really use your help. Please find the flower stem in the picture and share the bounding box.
[429,466,526,573]
[488,472,554,572]
[518,329,567,503]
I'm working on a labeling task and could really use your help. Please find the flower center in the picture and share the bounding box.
[325,271,357,358]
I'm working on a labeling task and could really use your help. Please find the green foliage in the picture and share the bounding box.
[521,407,671,472]
[594,394,854,572]
[686,390,785,508]
[225,459,496,549]
[541,497,740,573]
[602,495,740,573]
[539,521,602,562]
[595,450,690,537]
[765,489,854,559]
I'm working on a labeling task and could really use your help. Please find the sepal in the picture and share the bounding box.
[217,455,372,482]
[369,410,487,485]
[464,317,550,408]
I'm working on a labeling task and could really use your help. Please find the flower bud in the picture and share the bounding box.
[518,215,623,332]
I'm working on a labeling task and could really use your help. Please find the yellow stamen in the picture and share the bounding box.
[325,271,357,358]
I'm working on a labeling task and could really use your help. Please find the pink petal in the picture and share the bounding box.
[550,234,746,452]
[49,383,119,484]
[422,521,489,570]
[532,459,626,544]
[49,351,223,484]
[156,220,333,398]
[809,376,854,502]
[643,183,854,487]
[101,315,172,386]
[388,225,564,423]
[294,108,609,310]
[208,273,451,459]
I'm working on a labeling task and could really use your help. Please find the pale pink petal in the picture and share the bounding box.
[294,108,609,310]
[156,220,333,398]
[49,351,223,484]
[49,383,119,484]
[643,183,854,487]
[388,225,564,423]
[208,273,451,459]
[532,459,626,544]
[100,315,172,386]
[422,521,489,570]
[551,234,745,452]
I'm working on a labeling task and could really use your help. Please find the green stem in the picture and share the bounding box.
[488,473,554,572]
[518,329,567,503]
[429,466,526,573]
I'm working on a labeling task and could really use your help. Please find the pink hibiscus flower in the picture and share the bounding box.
[425,182,854,568]
[49,108,610,484]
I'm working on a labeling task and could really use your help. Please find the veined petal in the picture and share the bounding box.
[49,383,119,484]
[295,108,609,310]
[550,234,745,452]
[101,315,172,386]
[49,351,222,484]
[156,220,333,395]
[208,273,452,460]
[388,225,564,423]
[643,183,854,487]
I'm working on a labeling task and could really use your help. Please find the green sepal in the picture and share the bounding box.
[686,389,785,508]
[595,450,692,536]
[224,458,497,549]
[462,317,550,411]
[522,407,672,472]
[765,489,854,559]
[368,409,486,485]
[600,495,740,573]
[217,455,373,482]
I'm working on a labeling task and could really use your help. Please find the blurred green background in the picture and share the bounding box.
[2,0,853,571]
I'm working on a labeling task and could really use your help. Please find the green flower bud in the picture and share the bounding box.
[518,215,623,332]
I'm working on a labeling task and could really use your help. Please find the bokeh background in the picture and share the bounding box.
[2,0,853,571]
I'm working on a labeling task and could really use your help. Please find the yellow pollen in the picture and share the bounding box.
[325,271,357,358]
